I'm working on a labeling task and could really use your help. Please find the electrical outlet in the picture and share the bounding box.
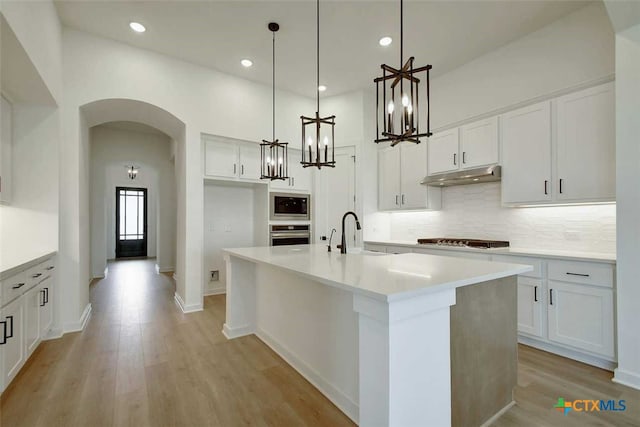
[210,270,219,281]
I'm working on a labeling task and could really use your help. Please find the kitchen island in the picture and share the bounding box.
[223,245,532,427]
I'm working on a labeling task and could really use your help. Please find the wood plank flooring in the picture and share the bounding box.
[1,258,639,426]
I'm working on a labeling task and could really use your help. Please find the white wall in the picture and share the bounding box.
[203,182,257,294]
[388,183,616,253]
[61,27,313,319]
[90,125,176,278]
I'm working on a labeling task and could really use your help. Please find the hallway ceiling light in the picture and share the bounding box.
[127,165,139,180]
[241,59,253,68]
[129,22,146,33]
[300,0,336,170]
[260,22,289,181]
[379,36,392,47]
[374,0,432,147]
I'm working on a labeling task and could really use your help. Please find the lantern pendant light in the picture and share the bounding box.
[300,0,336,169]
[260,22,289,181]
[374,0,432,147]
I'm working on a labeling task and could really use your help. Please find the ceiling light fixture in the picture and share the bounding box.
[260,23,289,181]
[129,22,146,33]
[374,0,432,147]
[379,36,392,46]
[300,0,336,170]
[241,59,253,68]
[318,85,327,92]
[126,165,139,180]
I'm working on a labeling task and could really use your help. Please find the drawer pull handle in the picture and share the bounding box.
[12,282,25,289]
[40,290,46,307]
[32,273,42,278]
[549,289,553,306]
[6,315,13,339]
[46,266,55,271]
[534,286,538,302]
[566,272,590,277]
[44,287,49,304]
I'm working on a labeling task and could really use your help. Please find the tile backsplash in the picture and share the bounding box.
[388,183,616,254]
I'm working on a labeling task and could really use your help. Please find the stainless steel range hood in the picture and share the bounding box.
[421,165,502,187]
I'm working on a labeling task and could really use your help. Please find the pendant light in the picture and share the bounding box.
[261,22,289,181]
[300,0,335,169]
[374,0,432,147]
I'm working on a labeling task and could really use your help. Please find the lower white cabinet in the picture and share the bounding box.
[547,280,614,358]
[39,279,53,336]
[1,296,24,389]
[24,285,41,357]
[516,277,544,338]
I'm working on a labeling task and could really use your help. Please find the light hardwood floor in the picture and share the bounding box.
[1,259,638,426]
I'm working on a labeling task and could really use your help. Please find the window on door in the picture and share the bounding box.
[115,187,147,258]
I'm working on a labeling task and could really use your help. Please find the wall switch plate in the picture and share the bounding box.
[210,270,219,281]
[320,236,327,241]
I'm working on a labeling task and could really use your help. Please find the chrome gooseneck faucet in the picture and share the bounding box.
[339,211,361,254]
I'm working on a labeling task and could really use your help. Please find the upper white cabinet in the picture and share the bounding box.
[378,142,441,211]
[555,82,615,202]
[270,149,311,192]
[502,82,615,206]
[501,101,552,205]
[428,117,499,176]
[460,117,499,169]
[203,135,263,182]
[0,95,12,205]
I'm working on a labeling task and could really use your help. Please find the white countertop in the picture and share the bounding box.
[223,244,532,302]
[365,240,616,264]
[0,251,57,280]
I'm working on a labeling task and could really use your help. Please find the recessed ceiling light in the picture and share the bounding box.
[241,59,253,68]
[318,85,327,92]
[129,22,146,33]
[379,36,392,47]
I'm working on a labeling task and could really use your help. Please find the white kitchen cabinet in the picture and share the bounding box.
[1,296,24,388]
[459,116,499,169]
[0,95,12,205]
[555,82,615,202]
[517,277,544,338]
[270,149,311,192]
[547,280,614,358]
[39,278,53,337]
[204,138,238,178]
[427,129,459,174]
[501,101,552,205]
[238,143,261,181]
[24,286,40,357]
[378,143,440,211]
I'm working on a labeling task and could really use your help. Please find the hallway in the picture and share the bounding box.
[0,259,354,427]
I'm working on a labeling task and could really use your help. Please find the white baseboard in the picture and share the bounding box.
[613,368,640,391]
[173,292,203,313]
[43,327,64,340]
[204,285,226,296]
[480,400,515,427]
[256,327,359,425]
[518,335,616,371]
[222,323,254,339]
[156,264,174,273]
[63,303,92,333]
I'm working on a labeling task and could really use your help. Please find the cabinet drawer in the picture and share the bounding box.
[548,260,613,288]
[24,262,47,289]
[492,255,542,278]
[1,272,27,306]
[386,246,413,254]
[364,244,386,253]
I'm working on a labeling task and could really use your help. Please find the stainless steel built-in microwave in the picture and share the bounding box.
[270,192,310,221]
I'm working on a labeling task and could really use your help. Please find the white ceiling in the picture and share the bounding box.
[54,0,594,98]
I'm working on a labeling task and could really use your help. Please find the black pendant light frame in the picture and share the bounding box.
[300,0,336,169]
[374,0,432,147]
[261,22,289,181]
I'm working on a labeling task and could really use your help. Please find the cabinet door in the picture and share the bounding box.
[517,277,544,338]
[290,150,311,192]
[427,129,459,174]
[204,139,239,178]
[378,146,401,210]
[555,83,615,202]
[24,286,41,356]
[400,143,428,209]
[1,296,24,387]
[39,281,53,336]
[460,116,498,169]
[239,143,261,181]
[501,101,552,204]
[547,281,614,358]
[0,95,12,204]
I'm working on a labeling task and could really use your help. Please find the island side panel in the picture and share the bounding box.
[254,264,360,422]
[222,255,257,338]
[450,276,518,427]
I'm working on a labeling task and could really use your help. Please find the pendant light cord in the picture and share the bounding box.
[272,29,276,142]
[400,0,403,65]
[316,0,320,113]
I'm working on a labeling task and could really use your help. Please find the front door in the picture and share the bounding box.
[115,187,147,258]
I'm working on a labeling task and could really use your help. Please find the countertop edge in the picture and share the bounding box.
[364,241,616,264]
[0,251,58,280]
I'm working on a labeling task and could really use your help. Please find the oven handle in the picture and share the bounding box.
[270,233,311,238]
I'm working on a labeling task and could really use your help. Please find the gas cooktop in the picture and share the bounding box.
[417,238,510,249]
